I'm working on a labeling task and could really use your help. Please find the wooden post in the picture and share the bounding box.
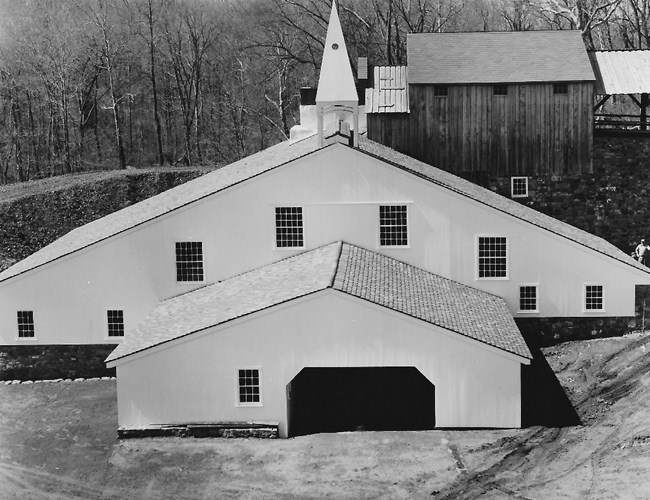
[641,93,649,131]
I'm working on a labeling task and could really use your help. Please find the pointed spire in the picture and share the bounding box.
[316,1,358,104]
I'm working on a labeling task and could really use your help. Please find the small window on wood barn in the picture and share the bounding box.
[585,285,604,311]
[380,205,408,247]
[175,242,204,282]
[519,285,538,312]
[275,207,304,248]
[511,177,528,198]
[478,236,508,279]
[238,368,261,405]
[493,85,508,96]
[107,310,124,337]
[553,83,568,95]
[433,85,448,97]
[17,311,35,338]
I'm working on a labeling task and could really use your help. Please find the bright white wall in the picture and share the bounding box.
[1,143,647,344]
[114,291,525,437]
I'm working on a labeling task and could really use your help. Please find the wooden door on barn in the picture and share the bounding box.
[286,367,435,437]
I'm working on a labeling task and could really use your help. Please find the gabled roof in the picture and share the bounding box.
[589,50,650,95]
[106,242,531,364]
[407,31,595,85]
[0,132,646,283]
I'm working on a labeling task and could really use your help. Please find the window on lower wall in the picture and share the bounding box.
[493,84,508,96]
[17,311,35,338]
[511,177,528,198]
[477,236,508,279]
[237,368,262,406]
[275,207,304,248]
[585,285,604,311]
[175,241,204,282]
[519,285,538,312]
[107,310,124,337]
[379,205,408,247]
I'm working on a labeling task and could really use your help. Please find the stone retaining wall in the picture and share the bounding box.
[488,130,650,255]
[0,345,117,381]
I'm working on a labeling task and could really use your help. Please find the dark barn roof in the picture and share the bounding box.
[407,30,595,85]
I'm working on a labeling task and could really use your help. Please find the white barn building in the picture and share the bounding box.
[0,3,648,436]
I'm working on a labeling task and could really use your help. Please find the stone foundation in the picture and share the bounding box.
[0,345,117,381]
[516,317,636,347]
[118,422,279,439]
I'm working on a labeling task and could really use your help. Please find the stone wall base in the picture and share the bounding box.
[516,317,636,347]
[0,345,117,381]
[118,422,279,439]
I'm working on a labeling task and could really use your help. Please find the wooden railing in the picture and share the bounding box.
[594,114,650,131]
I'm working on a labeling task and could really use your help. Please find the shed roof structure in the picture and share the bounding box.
[106,241,531,364]
[0,133,646,285]
[407,30,595,84]
[589,50,650,95]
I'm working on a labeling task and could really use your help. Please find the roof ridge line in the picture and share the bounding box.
[357,137,649,275]
[331,241,347,289]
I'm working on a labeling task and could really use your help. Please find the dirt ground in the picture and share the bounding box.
[2,332,650,499]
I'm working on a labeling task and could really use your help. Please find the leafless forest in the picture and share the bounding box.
[0,0,646,183]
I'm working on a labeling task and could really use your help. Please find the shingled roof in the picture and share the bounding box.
[106,242,531,364]
[0,132,645,283]
[407,31,595,85]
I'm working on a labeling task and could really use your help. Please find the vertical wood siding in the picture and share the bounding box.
[367,82,593,177]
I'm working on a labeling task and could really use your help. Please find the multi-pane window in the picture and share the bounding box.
[553,83,568,94]
[238,368,261,405]
[380,205,408,246]
[511,177,528,198]
[433,85,448,97]
[519,285,538,312]
[275,207,304,248]
[493,84,508,96]
[585,285,604,311]
[17,311,35,338]
[107,310,124,337]
[478,236,508,278]
[175,242,204,282]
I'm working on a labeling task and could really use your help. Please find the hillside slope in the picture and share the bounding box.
[0,167,214,271]
[436,331,650,499]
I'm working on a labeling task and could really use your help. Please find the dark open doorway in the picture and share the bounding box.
[286,367,436,437]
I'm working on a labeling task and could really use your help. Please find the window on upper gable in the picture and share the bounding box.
[17,311,35,338]
[493,84,508,96]
[237,368,262,406]
[585,285,604,311]
[519,285,538,312]
[275,207,304,248]
[553,83,568,95]
[433,85,448,97]
[107,310,124,337]
[175,242,204,282]
[511,177,529,198]
[477,236,508,279]
[379,205,408,247]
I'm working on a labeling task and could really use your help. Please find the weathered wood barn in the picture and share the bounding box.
[367,31,596,183]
